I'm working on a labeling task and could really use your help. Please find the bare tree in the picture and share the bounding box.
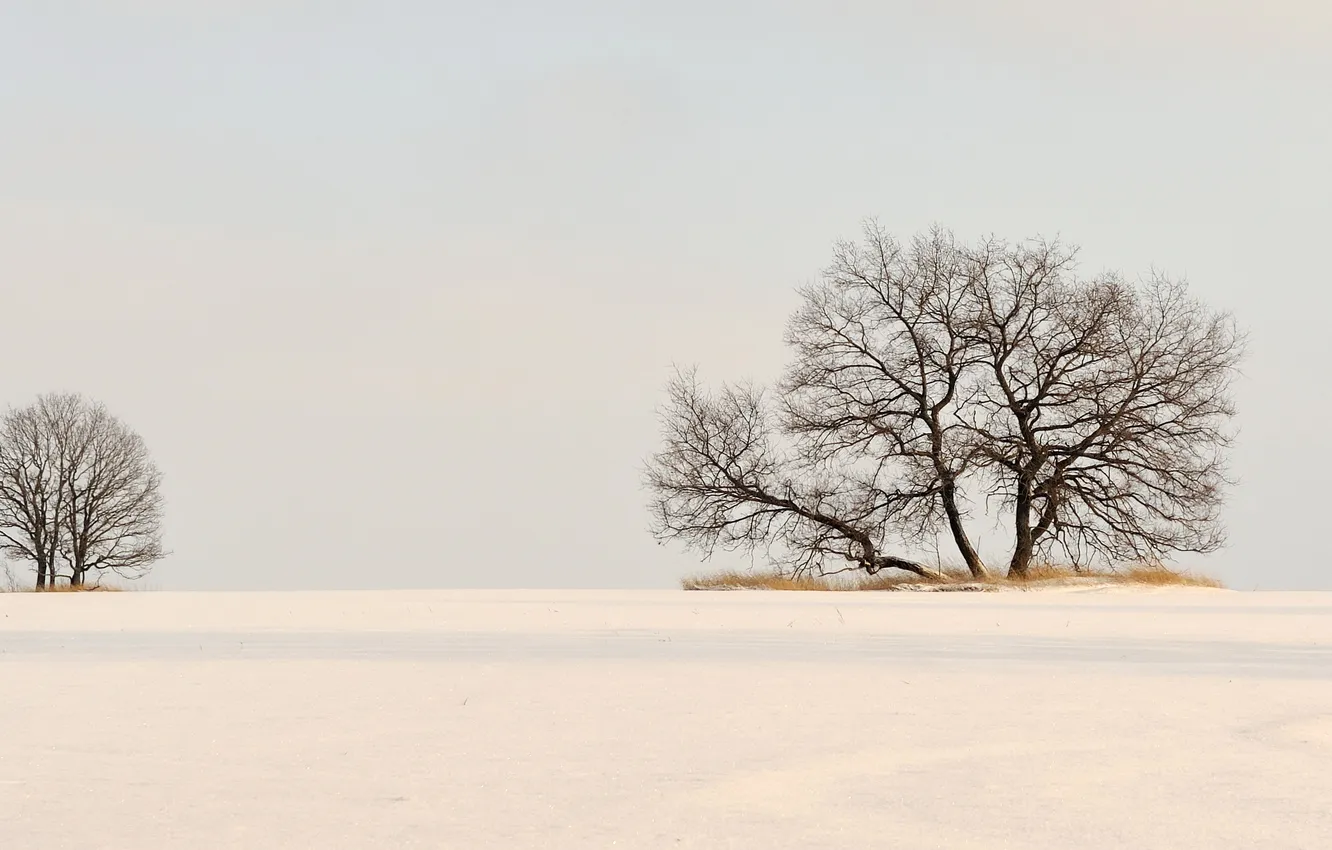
[0,394,165,589]
[647,225,1243,581]
[645,370,942,579]
[57,401,165,586]
[963,244,1243,576]
[0,395,80,589]
[782,224,990,577]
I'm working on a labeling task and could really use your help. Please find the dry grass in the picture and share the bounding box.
[1013,562,1223,588]
[2,559,134,592]
[1110,564,1224,588]
[0,580,127,594]
[682,571,853,591]
[30,584,126,593]
[682,569,975,592]
[682,562,1223,591]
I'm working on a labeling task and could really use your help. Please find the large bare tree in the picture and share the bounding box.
[0,394,165,589]
[963,241,1243,576]
[782,225,989,577]
[647,226,1243,580]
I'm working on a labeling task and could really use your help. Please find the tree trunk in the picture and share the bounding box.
[874,556,946,581]
[941,480,988,579]
[1008,480,1035,579]
[70,568,84,588]
[35,560,47,591]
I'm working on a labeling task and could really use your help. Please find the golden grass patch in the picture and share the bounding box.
[681,571,838,591]
[683,562,1223,591]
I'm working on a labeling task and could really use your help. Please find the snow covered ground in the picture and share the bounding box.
[3,588,1331,849]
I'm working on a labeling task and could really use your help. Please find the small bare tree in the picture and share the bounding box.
[647,225,1243,580]
[0,394,165,589]
[1,560,18,592]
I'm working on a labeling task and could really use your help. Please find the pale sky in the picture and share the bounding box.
[1,2,1328,590]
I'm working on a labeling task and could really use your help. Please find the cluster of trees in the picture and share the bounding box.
[646,225,1244,579]
[0,394,165,590]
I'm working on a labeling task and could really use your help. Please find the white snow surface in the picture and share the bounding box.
[3,588,1331,849]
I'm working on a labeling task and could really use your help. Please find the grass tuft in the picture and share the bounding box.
[1112,564,1224,588]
